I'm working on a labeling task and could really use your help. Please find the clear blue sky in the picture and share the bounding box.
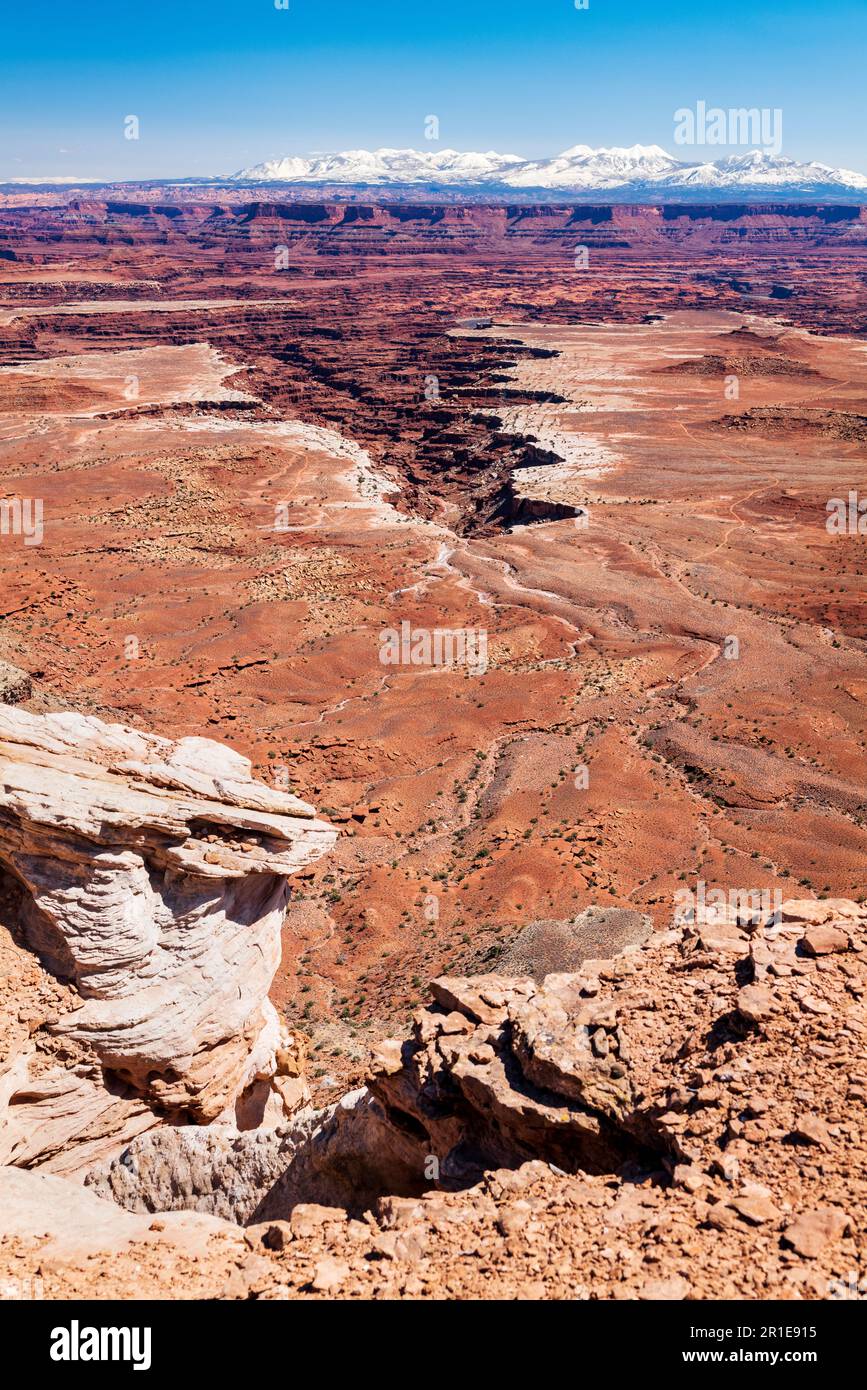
[1,0,864,179]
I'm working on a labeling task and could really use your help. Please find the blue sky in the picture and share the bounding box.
[1,0,865,179]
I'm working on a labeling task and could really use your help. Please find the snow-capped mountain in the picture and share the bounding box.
[233,147,525,185]
[232,144,867,196]
[502,144,682,189]
[657,150,867,192]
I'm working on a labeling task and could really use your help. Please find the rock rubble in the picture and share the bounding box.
[79,890,867,1300]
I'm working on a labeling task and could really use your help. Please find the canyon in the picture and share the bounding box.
[1,723,864,1299]
[0,200,865,1299]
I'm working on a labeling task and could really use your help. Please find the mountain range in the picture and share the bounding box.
[232,144,867,197]
[6,144,866,202]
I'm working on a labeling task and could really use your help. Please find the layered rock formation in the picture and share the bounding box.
[0,707,335,1174]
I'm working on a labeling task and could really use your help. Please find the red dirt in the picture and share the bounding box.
[0,201,865,1095]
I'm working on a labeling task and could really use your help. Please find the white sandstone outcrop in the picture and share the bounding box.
[0,707,335,1175]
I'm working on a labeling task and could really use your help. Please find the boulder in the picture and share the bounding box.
[799,925,850,957]
[782,1208,852,1258]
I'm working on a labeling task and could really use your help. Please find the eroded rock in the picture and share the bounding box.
[0,707,335,1172]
